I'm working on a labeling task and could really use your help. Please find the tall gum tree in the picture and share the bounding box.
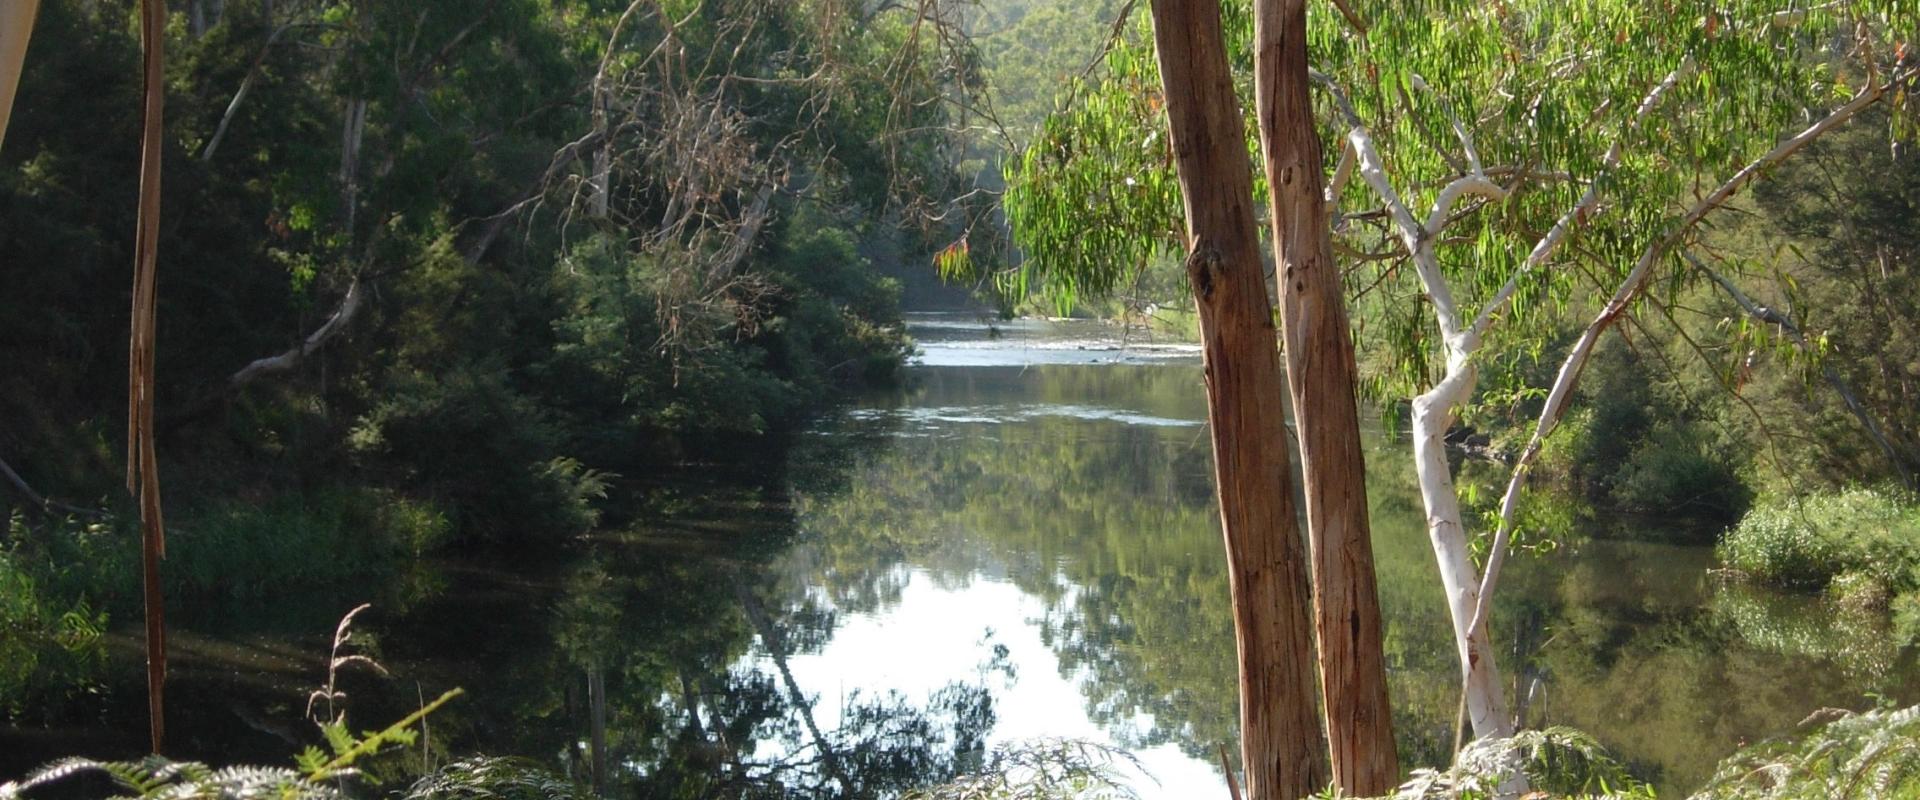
[1253,0,1396,791]
[1001,0,1916,758]
[1146,0,1329,796]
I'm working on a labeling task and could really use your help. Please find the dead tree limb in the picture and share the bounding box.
[0,453,110,519]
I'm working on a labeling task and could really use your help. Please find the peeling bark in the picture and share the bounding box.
[130,0,169,755]
[1149,1,1328,796]
[1252,0,1395,791]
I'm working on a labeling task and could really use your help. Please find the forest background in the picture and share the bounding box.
[2,0,1919,797]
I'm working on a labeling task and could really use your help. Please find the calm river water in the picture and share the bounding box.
[4,313,1915,797]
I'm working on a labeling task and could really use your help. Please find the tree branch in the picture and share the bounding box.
[1687,249,1916,488]
[1465,64,1915,643]
[1467,60,1690,341]
[0,453,110,519]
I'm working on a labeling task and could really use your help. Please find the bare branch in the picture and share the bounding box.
[0,453,110,519]
[1687,249,1916,487]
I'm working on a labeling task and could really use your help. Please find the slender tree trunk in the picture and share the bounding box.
[0,0,39,153]
[586,668,609,795]
[1252,0,1396,790]
[130,0,170,756]
[1147,2,1327,796]
[339,98,367,236]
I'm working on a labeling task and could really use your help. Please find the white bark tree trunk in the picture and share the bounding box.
[1411,369,1512,739]
[338,98,368,235]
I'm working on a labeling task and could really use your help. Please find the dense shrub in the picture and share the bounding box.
[0,516,106,715]
[1526,342,1752,532]
[1716,488,1920,592]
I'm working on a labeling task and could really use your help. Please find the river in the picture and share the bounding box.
[3,313,1914,797]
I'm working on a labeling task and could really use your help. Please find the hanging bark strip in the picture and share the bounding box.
[128,0,168,756]
[1251,0,1396,791]
[1146,1,1328,796]
[0,0,38,152]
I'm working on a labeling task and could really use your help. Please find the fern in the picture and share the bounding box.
[399,757,587,800]
[1,689,464,800]
[1693,704,1920,799]
[0,756,336,800]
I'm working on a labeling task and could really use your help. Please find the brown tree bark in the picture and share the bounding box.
[1146,2,1328,797]
[0,0,39,153]
[1252,0,1397,792]
[130,0,169,755]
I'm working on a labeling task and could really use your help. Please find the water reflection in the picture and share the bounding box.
[5,315,1917,798]
[771,315,1920,795]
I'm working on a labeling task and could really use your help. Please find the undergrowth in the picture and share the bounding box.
[1716,487,1920,594]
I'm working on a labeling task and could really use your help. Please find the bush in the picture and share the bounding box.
[1716,488,1920,592]
[1610,423,1751,523]
[0,519,106,715]
[402,757,588,800]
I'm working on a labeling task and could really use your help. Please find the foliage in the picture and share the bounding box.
[0,0,976,557]
[0,514,105,715]
[0,688,462,800]
[1692,705,1920,799]
[903,738,1142,800]
[0,757,340,800]
[1716,488,1920,592]
[1329,726,1652,799]
[1738,111,1920,488]
[400,757,586,800]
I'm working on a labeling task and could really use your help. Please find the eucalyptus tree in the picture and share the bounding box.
[1252,0,1396,790]
[999,0,1917,751]
[1139,0,1329,796]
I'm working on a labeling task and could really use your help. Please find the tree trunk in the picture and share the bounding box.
[1147,2,1328,797]
[1411,369,1511,740]
[586,668,609,795]
[131,0,170,755]
[0,0,39,153]
[1252,0,1397,791]
[338,98,368,236]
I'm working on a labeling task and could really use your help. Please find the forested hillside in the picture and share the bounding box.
[6,1,1920,798]
[1,0,976,546]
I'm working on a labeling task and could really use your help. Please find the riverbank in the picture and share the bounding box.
[8,315,1912,798]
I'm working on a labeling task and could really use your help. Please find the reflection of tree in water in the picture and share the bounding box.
[533,470,996,799]
[784,365,1246,765]
[769,360,1920,796]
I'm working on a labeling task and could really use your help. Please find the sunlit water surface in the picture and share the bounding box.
[4,312,1915,797]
